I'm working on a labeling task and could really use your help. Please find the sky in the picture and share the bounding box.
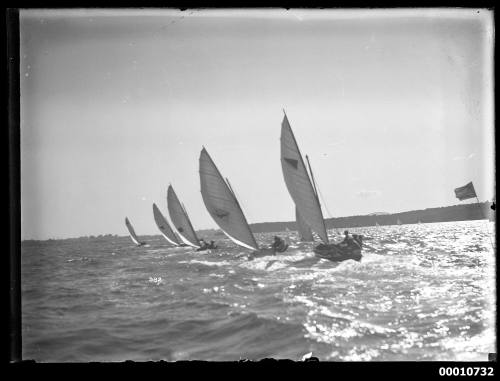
[20,8,494,240]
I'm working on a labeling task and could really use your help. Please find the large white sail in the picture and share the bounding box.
[280,113,329,243]
[167,186,200,248]
[152,203,180,246]
[173,231,183,243]
[199,147,259,251]
[296,207,314,241]
[125,217,142,245]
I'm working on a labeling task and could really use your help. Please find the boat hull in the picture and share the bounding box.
[274,242,288,253]
[248,244,289,260]
[196,246,217,252]
[313,243,362,262]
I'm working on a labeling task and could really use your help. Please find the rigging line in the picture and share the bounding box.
[305,155,320,201]
[312,169,340,235]
[314,179,331,218]
[306,160,329,217]
[305,155,330,240]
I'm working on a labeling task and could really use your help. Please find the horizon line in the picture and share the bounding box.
[21,200,493,241]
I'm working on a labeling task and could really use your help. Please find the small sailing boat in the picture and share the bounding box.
[167,185,206,250]
[125,217,147,246]
[199,147,287,258]
[296,207,314,242]
[280,111,361,262]
[375,222,380,227]
[152,203,182,246]
[397,218,402,225]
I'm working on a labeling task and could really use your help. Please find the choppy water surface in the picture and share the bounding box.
[22,221,496,362]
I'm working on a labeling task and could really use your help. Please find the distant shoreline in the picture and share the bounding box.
[21,202,495,242]
[248,201,495,234]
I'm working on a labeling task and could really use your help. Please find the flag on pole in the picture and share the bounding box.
[454,181,477,201]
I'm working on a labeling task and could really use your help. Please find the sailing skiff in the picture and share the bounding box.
[152,203,185,246]
[280,111,362,262]
[125,217,146,246]
[167,185,202,249]
[199,147,287,258]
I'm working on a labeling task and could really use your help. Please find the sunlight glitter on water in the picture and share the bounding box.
[21,220,496,361]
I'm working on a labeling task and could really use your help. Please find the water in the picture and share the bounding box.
[21,220,496,362]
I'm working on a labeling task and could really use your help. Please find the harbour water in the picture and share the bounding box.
[21,220,496,362]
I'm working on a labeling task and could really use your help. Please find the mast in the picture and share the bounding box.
[306,155,319,201]
[306,154,333,235]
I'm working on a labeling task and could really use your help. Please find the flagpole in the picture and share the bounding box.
[475,196,490,222]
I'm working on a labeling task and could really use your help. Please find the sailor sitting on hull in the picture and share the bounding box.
[351,234,362,249]
[271,236,282,248]
[197,239,209,251]
[339,230,352,246]
[270,236,286,252]
[197,239,218,251]
[339,230,361,250]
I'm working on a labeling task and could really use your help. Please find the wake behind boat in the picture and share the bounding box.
[280,111,362,263]
[199,147,288,259]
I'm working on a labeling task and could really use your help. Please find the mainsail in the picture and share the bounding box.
[280,113,329,243]
[296,207,314,241]
[167,186,200,248]
[125,217,142,246]
[199,147,259,251]
[152,203,180,246]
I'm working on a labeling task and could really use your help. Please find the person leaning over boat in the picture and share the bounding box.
[351,234,362,249]
[270,236,285,250]
[339,230,351,245]
[338,231,362,251]
[199,239,209,249]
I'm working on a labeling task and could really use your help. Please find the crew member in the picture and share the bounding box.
[271,235,284,250]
